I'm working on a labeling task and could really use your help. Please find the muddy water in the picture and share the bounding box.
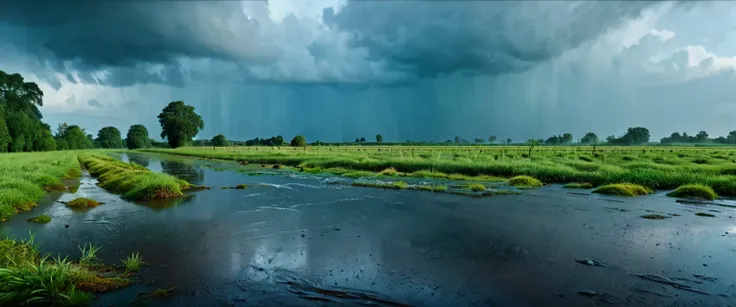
[2,152,736,306]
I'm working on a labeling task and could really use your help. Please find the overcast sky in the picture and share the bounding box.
[2,0,736,142]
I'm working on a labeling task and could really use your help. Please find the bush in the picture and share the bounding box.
[666,184,718,200]
[508,175,543,187]
[593,183,650,197]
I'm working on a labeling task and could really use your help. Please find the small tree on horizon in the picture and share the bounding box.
[211,134,228,147]
[488,135,496,143]
[290,135,307,147]
[376,134,383,143]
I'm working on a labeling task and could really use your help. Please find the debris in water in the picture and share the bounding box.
[695,212,715,217]
[575,259,607,267]
[693,274,718,282]
[333,227,341,231]
[604,207,628,212]
[641,214,668,220]
[629,273,710,295]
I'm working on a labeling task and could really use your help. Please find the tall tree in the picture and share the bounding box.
[211,134,228,147]
[126,125,152,149]
[562,133,573,144]
[488,135,496,143]
[157,101,204,148]
[580,132,599,144]
[376,134,383,143]
[291,135,307,147]
[96,126,124,148]
[0,106,10,152]
[57,125,93,149]
[360,137,366,143]
[0,70,55,152]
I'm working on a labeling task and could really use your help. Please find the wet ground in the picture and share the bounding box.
[2,152,736,306]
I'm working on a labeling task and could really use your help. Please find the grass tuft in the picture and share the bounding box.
[65,198,100,209]
[508,175,543,187]
[27,214,52,224]
[666,184,718,200]
[467,183,486,192]
[121,253,146,273]
[593,183,651,197]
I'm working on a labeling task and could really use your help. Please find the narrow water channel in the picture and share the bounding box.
[2,152,735,306]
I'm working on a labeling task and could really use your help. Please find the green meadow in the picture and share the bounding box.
[141,145,736,196]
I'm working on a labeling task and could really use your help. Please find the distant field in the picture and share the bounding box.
[140,145,736,196]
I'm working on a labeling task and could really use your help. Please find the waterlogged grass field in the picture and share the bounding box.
[0,152,81,220]
[141,145,736,197]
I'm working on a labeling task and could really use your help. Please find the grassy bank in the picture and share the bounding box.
[0,152,81,221]
[78,153,192,200]
[0,233,131,305]
[140,146,736,195]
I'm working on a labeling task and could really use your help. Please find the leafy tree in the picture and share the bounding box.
[0,106,11,152]
[376,134,383,143]
[728,131,736,144]
[580,132,598,144]
[360,137,366,143]
[157,101,204,148]
[276,135,284,146]
[474,138,484,143]
[454,136,461,143]
[488,136,496,143]
[211,134,228,147]
[355,138,360,143]
[696,130,709,143]
[562,133,573,144]
[96,126,123,148]
[33,127,55,151]
[0,70,57,152]
[506,138,512,144]
[609,127,650,145]
[126,125,151,149]
[290,135,307,147]
[57,125,93,149]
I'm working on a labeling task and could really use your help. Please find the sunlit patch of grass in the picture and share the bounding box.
[378,167,399,176]
[351,180,407,190]
[27,214,52,224]
[65,197,100,209]
[508,175,543,187]
[413,185,448,192]
[563,183,593,189]
[593,183,651,197]
[666,184,717,200]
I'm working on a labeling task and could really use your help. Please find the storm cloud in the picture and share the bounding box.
[2,0,665,86]
[3,0,736,143]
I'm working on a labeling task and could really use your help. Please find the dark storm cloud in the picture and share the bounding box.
[0,0,276,87]
[2,0,671,87]
[323,1,667,78]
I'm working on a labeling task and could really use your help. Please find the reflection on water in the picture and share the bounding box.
[127,154,150,167]
[160,160,205,185]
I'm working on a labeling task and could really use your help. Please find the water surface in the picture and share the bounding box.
[3,152,735,306]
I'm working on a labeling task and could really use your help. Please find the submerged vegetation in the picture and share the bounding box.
[140,145,736,196]
[0,151,80,220]
[27,214,52,224]
[0,233,131,306]
[79,153,192,200]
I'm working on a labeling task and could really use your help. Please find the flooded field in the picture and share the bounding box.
[2,152,735,306]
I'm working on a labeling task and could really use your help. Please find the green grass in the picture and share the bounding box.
[0,234,131,305]
[79,153,192,200]
[666,184,718,200]
[65,198,100,209]
[27,214,52,224]
[563,182,593,189]
[140,146,736,196]
[78,243,102,268]
[121,253,146,273]
[0,152,80,221]
[592,183,651,197]
[508,175,543,187]
[467,183,486,192]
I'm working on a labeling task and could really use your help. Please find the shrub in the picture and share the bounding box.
[666,184,717,200]
[467,183,486,192]
[27,214,52,224]
[592,184,650,197]
[508,176,543,187]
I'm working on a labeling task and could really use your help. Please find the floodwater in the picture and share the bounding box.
[2,152,736,306]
